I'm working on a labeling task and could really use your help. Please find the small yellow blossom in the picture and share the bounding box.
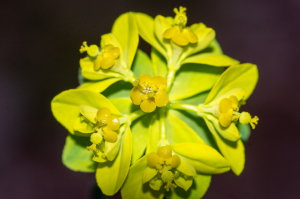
[219,94,259,129]
[80,42,120,70]
[130,74,169,113]
[163,6,198,46]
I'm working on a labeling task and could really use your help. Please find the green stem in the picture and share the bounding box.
[168,102,198,113]
[159,108,167,144]
[165,68,177,92]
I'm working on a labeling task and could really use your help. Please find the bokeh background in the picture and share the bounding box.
[1,0,299,198]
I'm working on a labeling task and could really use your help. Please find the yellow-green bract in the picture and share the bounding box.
[51,7,258,199]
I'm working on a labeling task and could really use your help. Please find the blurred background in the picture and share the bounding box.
[1,0,299,198]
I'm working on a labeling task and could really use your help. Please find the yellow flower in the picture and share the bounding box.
[80,42,120,70]
[163,6,198,46]
[130,74,169,113]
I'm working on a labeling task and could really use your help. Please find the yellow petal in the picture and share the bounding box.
[138,74,152,84]
[172,32,189,46]
[107,47,120,59]
[100,56,115,69]
[219,112,232,127]
[130,86,142,105]
[107,115,120,131]
[140,98,156,113]
[183,28,198,43]
[152,76,167,89]
[163,26,180,39]
[94,56,102,71]
[155,91,169,107]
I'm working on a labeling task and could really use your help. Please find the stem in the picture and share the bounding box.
[168,102,198,113]
[159,108,167,144]
[165,68,177,92]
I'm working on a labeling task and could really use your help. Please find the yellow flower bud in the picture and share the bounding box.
[90,133,103,144]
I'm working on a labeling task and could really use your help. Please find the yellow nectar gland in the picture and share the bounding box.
[130,74,169,113]
[94,44,120,70]
[87,107,120,154]
[218,95,259,129]
[146,146,181,191]
[163,6,198,46]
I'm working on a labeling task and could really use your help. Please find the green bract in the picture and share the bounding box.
[51,6,259,199]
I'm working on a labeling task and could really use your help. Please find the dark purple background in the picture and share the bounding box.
[1,0,299,198]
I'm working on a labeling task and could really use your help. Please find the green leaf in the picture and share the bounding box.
[154,15,173,59]
[134,13,167,60]
[131,115,151,164]
[238,123,251,142]
[205,63,258,105]
[208,39,223,54]
[80,57,123,80]
[112,12,139,69]
[96,126,132,195]
[102,81,132,99]
[179,24,216,64]
[166,174,211,199]
[166,111,205,145]
[51,89,121,134]
[146,113,161,154]
[109,97,134,115]
[77,78,121,93]
[143,167,157,183]
[62,134,96,172]
[151,47,168,78]
[182,53,239,66]
[174,91,209,105]
[176,156,197,177]
[170,142,231,174]
[168,110,217,148]
[169,64,223,101]
[132,49,154,77]
[121,156,165,199]
[204,117,245,175]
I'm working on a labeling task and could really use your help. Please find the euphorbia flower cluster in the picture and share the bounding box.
[51,6,259,198]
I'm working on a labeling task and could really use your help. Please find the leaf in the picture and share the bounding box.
[182,53,239,66]
[154,15,173,59]
[238,123,251,142]
[121,156,165,199]
[169,142,231,174]
[175,156,197,177]
[168,110,217,148]
[96,126,132,195]
[143,167,157,183]
[131,115,151,164]
[132,49,154,77]
[205,63,259,105]
[208,39,223,54]
[102,81,132,99]
[62,134,96,172]
[112,12,139,69]
[77,78,121,93]
[80,57,123,80]
[169,64,223,101]
[51,89,121,134]
[204,117,245,175]
[146,113,161,154]
[134,13,167,60]
[79,105,98,123]
[166,111,205,145]
[166,174,211,199]
[151,47,168,78]
[109,97,134,115]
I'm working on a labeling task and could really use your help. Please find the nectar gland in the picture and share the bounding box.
[163,6,198,46]
[146,146,181,191]
[86,107,120,153]
[130,74,169,113]
[219,95,259,129]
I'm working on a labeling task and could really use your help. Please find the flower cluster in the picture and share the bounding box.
[51,6,259,199]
